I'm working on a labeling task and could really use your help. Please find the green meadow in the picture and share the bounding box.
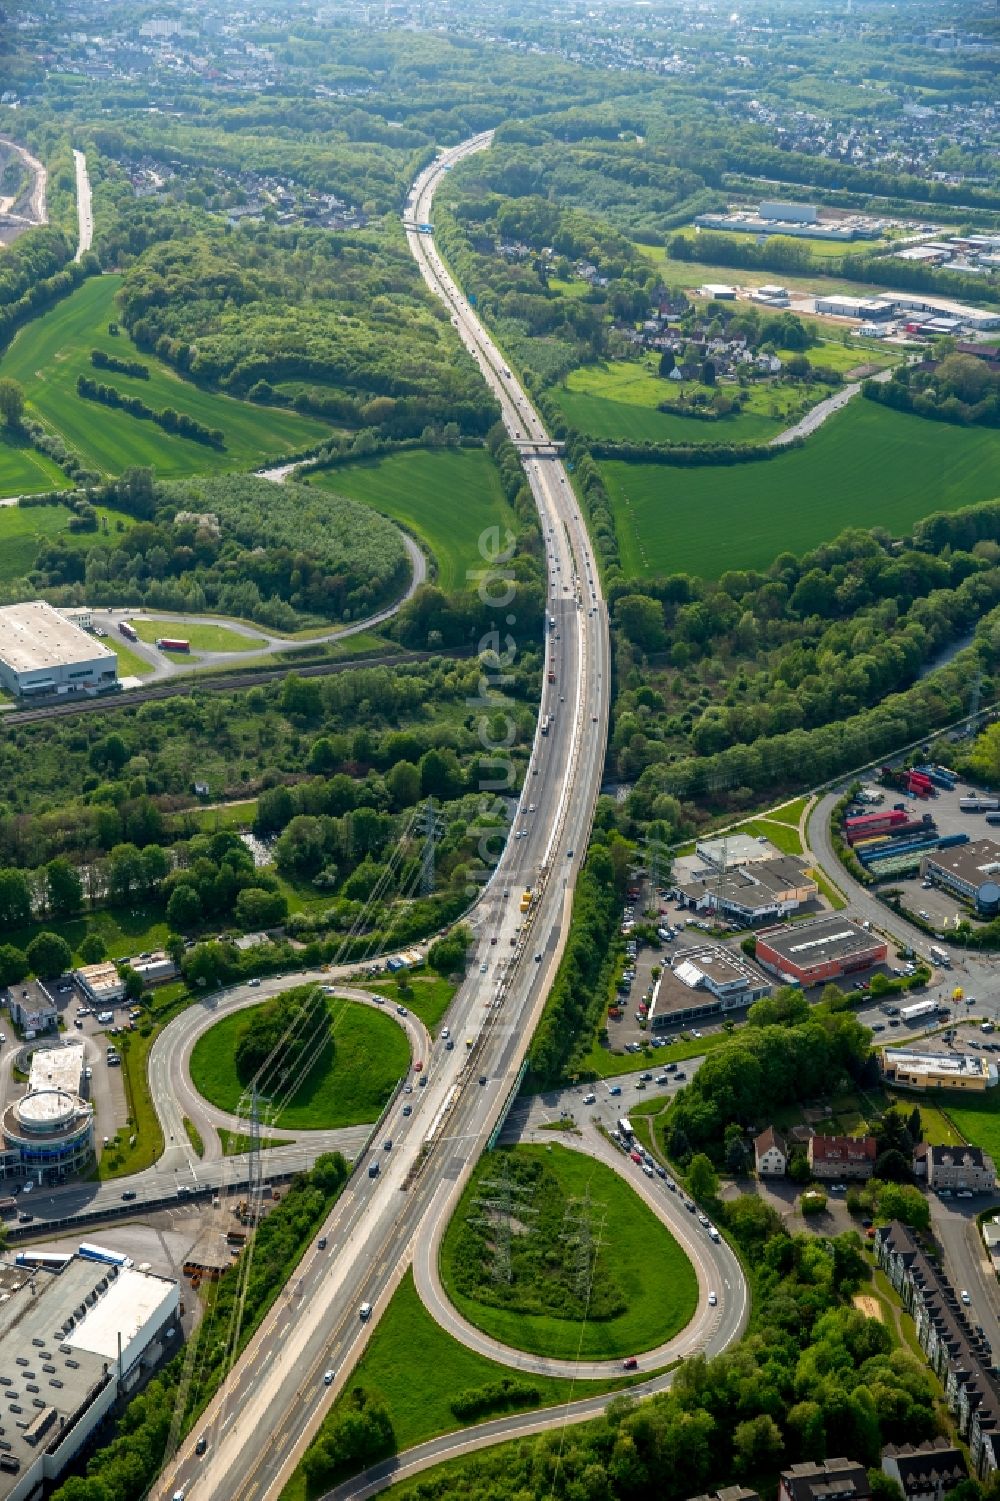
[0,275,331,480]
[308,447,516,592]
[601,401,1000,577]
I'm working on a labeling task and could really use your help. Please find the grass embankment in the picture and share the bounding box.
[130,618,268,654]
[579,1026,731,1079]
[3,905,171,965]
[601,402,1000,578]
[217,1128,290,1156]
[106,636,155,677]
[737,818,804,855]
[190,996,409,1130]
[766,796,811,828]
[936,1090,1000,1159]
[308,447,515,593]
[281,1269,639,1501]
[98,1021,168,1179]
[368,973,456,1033]
[0,275,330,479]
[182,1116,205,1158]
[440,1144,697,1360]
[0,500,134,583]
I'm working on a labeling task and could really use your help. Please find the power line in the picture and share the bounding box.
[470,1156,536,1285]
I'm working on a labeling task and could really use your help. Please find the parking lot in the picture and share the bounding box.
[2,975,144,1170]
[868,779,1000,932]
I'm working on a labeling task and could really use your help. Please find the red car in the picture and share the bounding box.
[630,1151,642,1165]
[414,1060,423,1071]
[623,1357,638,1371]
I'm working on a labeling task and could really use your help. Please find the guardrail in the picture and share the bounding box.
[487,1057,528,1151]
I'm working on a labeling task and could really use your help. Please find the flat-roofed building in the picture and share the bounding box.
[921,840,1000,911]
[0,1252,178,1501]
[129,951,178,987]
[815,294,895,319]
[6,980,57,1035]
[755,917,887,987]
[28,1044,84,1098]
[695,834,778,870]
[73,962,124,1006]
[647,942,771,1029]
[0,600,117,700]
[675,856,817,927]
[882,1048,996,1093]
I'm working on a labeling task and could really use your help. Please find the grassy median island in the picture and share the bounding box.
[601,400,1000,578]
[189,988,409,1129]
[130,617,267,653]
[281,1269,637,1501]
[308,447,515,593]
[439,1143,697,1360]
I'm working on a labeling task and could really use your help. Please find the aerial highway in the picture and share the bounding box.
[152,133,742,1501]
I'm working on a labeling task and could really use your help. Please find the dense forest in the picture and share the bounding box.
[19,471,410,629]
[600,516,1000,830]
[113,224,498,437]
[0,652,539,973]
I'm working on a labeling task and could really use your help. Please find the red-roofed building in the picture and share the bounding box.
[808,1134,877,1180]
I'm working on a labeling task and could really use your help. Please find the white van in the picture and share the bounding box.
[97,1011,114,1025]
[359,1302,372,1321]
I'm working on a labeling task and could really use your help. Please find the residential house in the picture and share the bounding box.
[882,1440,966,1501]
[754,1126,788,1177]
[807,1134,877,1180]
[877,1221,1000,1479]
[927,1145,996,1194]
[688,1490,759,1501]
[912,1141,929,1179]
[778,1460,872,1501]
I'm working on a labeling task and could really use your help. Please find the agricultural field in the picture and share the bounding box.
[439,1143,697,1360]
[0,500,135,583]
[601,401,1000,577]
[189,995,410,1130]
[0,433,65,497]
[131,618,267,653]
[307,447,515,593]
[0,276,331,480]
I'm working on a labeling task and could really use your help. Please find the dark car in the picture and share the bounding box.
[479,1075,488,1086]
[622,1357,638,1371]
[18,1212,32,1223]
[121,1189,137,1201]
[195,1437,208,1457]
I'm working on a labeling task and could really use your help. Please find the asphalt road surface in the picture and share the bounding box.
[91,533,426,680]
[73,148,92,261]
[149,130,647,1501]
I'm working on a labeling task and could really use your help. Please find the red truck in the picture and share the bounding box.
[156,637,191,653]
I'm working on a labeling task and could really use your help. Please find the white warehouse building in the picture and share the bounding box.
[0,1250,178,1500]
[0,601,117,701]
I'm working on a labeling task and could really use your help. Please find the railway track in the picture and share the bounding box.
[0,647,465,729]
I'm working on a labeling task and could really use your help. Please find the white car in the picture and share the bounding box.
[961,1290,971,1305]
[708,1291,717,1307]
[442,1027,450,1039]
[323,1370,335,1385]
[21,1181,33,1195]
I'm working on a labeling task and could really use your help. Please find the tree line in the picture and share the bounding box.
[76,374,224,447]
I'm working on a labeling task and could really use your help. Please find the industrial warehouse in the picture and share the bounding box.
[647,941,772,1028]
[0,1247,178,1501]
[0,601,118,701]
[754,916,888,988]
[920,840,1000,918]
